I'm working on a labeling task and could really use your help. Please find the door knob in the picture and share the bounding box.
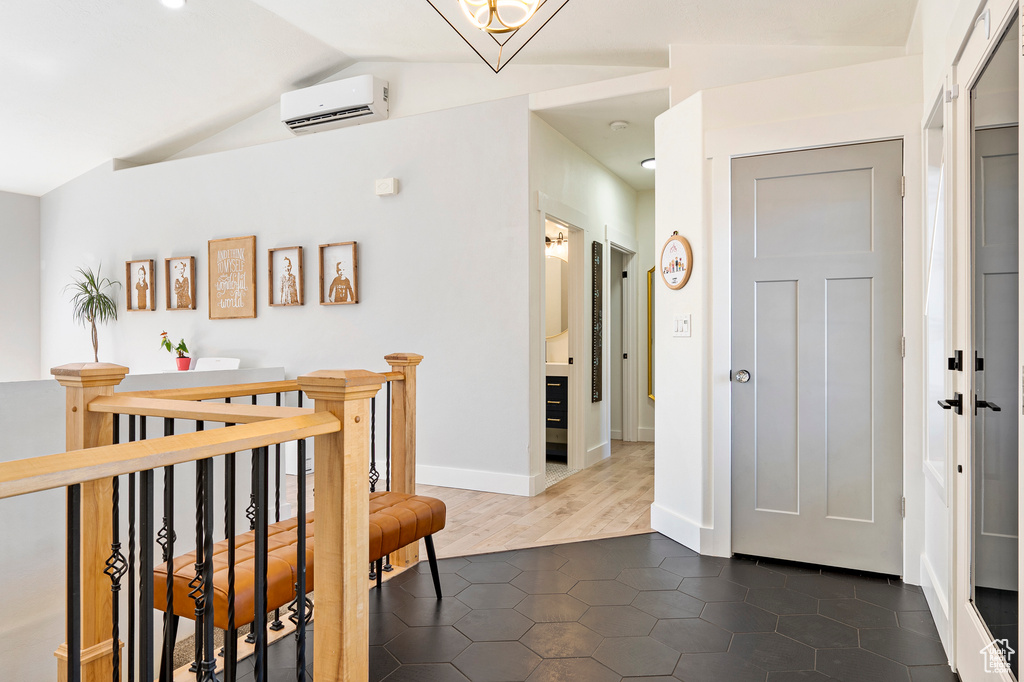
[733,369,751,383]
[975,397,1002,414]
[937,392,963,415]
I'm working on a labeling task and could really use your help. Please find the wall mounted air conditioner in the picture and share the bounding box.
[281,75,389,134]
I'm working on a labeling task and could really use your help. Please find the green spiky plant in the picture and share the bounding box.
[65,265,121,363]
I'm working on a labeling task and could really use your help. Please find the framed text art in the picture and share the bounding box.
[319,242,359,305]
[269,246,303,307]
[126,259,155,311]
[208,235,256,319]
[660,232,693,290]
[165,256,196,310]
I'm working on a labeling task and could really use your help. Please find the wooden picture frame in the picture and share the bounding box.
[208,235,257,319]
[165,256,196,310]
[268,246,304,307]
[125,259,155,311]
[319,242,359,305]
[660,232,693,290]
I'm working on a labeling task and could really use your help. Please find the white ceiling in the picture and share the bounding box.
[1,0,919,196]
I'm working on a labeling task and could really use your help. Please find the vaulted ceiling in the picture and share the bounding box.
[1,0,919,196]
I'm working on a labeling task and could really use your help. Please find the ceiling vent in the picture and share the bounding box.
[281,75,389,134]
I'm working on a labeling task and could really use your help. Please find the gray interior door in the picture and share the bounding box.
[731,140,904,574]
[973,125,1019,592]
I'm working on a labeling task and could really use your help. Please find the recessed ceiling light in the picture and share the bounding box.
[641,158,656,170]
[161,0,186,8]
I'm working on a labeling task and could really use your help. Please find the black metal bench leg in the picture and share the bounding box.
[158,614,179,681]
[376,558,383,589]
[423,535,442,600]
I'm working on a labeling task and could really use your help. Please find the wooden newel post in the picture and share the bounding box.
[51,363,129,682]
[384,353,424,568]
[297,369,384,682]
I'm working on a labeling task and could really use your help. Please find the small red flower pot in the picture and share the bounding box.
[176,356,191,371]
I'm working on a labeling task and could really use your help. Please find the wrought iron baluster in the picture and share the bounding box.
[105,475,128,682]
[223,448,238,682]
[139,469,155,682]
[200,454,219,682]
[67,483,82,682]
[270,392,284,632]
[127,416,136,682]
[106,415,127,682]
[383,381,393,573]
[158,420,176,682]
[293,438,309,678]
[244,446,258,645]
[253,447,270,682]
[369,396,380,579]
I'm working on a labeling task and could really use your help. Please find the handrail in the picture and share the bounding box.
[89,395,314,423]
[0,412,340,500]
[117,380,301,401]
[116,372,406,402]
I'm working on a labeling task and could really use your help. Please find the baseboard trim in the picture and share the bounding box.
[610,429,622,441]
[650,502,703,554]
[919,554,952,659]
[584,441,610,468]
[638,427,655,442]
[417,465,532,496]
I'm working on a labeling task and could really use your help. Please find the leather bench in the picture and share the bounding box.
[153,491,446,632]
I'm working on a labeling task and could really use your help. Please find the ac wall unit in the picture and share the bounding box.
[281,75,389,134]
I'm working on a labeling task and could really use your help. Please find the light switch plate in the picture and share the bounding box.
[673,314,691,338]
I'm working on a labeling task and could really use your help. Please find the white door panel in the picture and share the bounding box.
[732,140,905,574]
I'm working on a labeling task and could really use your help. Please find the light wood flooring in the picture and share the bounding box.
[286,439,653,560]
[421,439,654,558]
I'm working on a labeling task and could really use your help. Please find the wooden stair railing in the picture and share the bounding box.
[0,353,423,682]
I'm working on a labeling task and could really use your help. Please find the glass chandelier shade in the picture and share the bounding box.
[458,0,541,33]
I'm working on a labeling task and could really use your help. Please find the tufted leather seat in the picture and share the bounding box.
[153,491,446,630]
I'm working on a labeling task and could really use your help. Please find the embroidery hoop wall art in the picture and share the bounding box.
[660,232,693,290]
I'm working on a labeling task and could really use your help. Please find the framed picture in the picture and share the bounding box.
[125,259,155,311]
[165,256,196,310]
[268,246,303,307]
[208,235,256,319]
[319,242,359,305]
[660,232,693,290]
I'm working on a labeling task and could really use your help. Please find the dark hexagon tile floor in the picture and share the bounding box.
[255,533,963,681]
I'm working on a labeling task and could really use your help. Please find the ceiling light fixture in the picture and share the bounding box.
[160,0,186,8]
[426,0,570,74]
[610,121,629,132]
[545,232,567,259]
[641,158,656,170]
[459,0,540,33]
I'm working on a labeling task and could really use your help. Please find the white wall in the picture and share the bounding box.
[652,56,926,565]
[39,96,536,495]
[529,116,639,484]
[0,190,41,381]
[636,190,655,441]
[171,62,656,162]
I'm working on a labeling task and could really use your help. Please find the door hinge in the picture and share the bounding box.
[900,176,906,198]
[568,357,573,365]
[901,337,906,358]
[946,85,960,102]
[901,497,906,518]
[622,271,628,279]
[623,353,628,360]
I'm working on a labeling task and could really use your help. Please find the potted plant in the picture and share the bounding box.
[160,331,191,370]
[65,265,121,363]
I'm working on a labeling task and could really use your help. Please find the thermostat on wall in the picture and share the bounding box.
[375,178,398,196]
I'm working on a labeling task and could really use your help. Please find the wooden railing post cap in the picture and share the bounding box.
[51,362,129,388]
[384,353,424,367]
[297,369,385,401]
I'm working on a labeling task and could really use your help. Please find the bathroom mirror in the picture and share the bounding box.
[546,255,569,338]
